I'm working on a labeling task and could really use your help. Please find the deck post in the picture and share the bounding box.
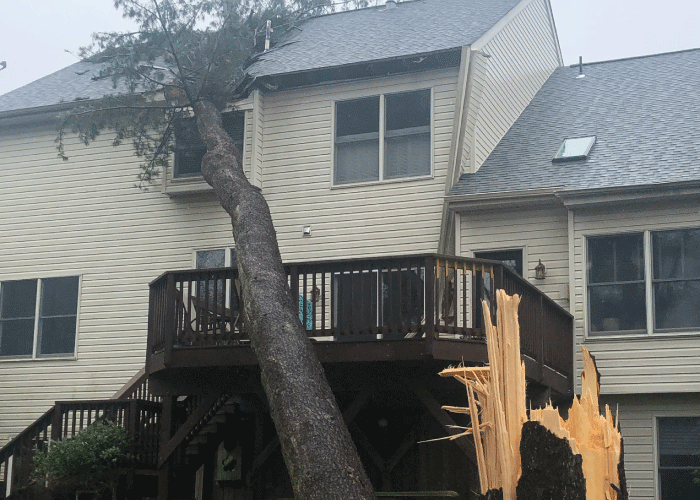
[424,256,435,354]
[164,274,176,368]
[51,403,62,441]
[538,295,545,381]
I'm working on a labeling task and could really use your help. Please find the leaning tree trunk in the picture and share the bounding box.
[194,100,375,500]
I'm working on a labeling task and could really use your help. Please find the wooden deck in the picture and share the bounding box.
[146,254,574,395]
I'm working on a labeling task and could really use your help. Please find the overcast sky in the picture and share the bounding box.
[1,0,700,96]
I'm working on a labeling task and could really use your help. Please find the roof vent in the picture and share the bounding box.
[575,55,585,79]
[553,136,596,162]
[385,0,397,9]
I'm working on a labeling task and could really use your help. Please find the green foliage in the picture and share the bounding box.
[58,0,374,187]
[32,421,134,495]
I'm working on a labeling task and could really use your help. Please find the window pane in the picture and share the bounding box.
[336,97,379,137]
[384,132,430,179]
[474,250,523,276]
[1,280,37,319]
[385,90,430,131]
[658,417,700,500]
[38,316,76,355]
[0,319,34,356]
[335,140,379,184]
[654,281,700,330]
[654,229,700,279]
[589,283,646,333]
[41,277,79,317]
[174,112,244,177]
[197,249,226,269]
[588,234,643,283]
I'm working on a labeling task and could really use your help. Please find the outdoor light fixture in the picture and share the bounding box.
[535,260,546,280]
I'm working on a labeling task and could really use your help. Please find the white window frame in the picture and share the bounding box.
[585,227,700,338]
[331,87,434,187]
[0,276,81,360]
[192,247,237,269]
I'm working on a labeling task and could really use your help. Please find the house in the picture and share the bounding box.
[0,0,577,498]
[447,49,700,500]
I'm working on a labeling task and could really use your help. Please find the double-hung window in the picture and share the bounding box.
[334,89,431,184]
[587,228,700,335]
[0,277,80,358]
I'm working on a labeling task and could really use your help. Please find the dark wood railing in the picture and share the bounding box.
[0,373,162,499]
[148,254,573,377]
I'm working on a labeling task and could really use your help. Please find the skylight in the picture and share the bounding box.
[553,136,596,162]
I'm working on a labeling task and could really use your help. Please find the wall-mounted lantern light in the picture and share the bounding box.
[535,260,546,280]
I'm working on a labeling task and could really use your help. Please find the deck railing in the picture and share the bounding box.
[148,254,573,377]
[0,398,161,498]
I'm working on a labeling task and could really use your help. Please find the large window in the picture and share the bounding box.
[657,417,700,500]
[474,249,523,276]
[174,112,245,177]
[334,89,431,184]
[0,277,80,357]
[587,228,700,335]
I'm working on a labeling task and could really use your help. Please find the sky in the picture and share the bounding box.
[1,0,700,96]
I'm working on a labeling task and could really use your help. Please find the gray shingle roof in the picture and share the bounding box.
[449,49,700,197]
[1,0,521,114]
[247,0,522,77]
[0,61,121,114]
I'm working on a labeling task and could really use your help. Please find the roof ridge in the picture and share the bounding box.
[567,46,700,69]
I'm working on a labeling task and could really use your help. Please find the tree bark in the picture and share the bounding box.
[194,100,376,500]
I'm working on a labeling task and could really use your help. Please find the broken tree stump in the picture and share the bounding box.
[438,290,627,500]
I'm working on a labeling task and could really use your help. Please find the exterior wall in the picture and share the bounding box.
[572,199,700,394]
[0,119,235,444]
[459,204,570,309]
[599,393,700,500]
[261,68,459,262]
[467,0,560,173]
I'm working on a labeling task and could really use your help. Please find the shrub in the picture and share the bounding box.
[32,420,134,500]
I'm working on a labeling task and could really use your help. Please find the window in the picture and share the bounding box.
[652,229,700,330]
[587,228,700,335]
[552,136,596,162]
[657,417,700,500]
[474,249,523,276]
[0,277,79,357]
[174,112,245,177]
[334,89,431,184]
[587,234,646,334]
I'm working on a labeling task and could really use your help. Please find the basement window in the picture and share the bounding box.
[552,136,595,162]
[174,112,245,177]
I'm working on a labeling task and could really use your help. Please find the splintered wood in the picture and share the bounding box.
[439,290,623,500]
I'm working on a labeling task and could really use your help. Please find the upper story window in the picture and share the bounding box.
[587,228,700,336]
[474,249,523,276]
[0,277,80,358]
[334,89,431,185]
[174,112,245,178]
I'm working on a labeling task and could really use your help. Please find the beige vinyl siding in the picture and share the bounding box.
[0,121,235,444]
[261,68,459,262]
[599,393,700,500]
[471,0,559,172]
[459,205,570,309]
[572,200,700,394]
